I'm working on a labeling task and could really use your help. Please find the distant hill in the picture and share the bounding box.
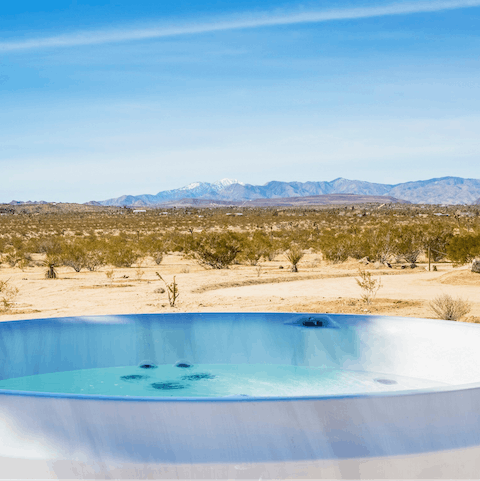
[245,194,409,207]
[9,200,49,205]
[94,176,480,206]
[154,194,409,208]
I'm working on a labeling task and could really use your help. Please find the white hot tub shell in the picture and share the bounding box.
[0,312,479,479]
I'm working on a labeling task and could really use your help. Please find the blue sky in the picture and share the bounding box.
[1,0,479,202]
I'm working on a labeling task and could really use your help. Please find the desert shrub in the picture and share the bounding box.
[396,228,423,265]
[105,269,114,284]
[9,235,25,251]
[317,233,346,263]
[238,238,263,266]
[105,238,140,267]
[237,232,276,266]
[284,246,304,272]
[446,234,480,265]
[162,230,195,253]
[191,231,242,269]
[0,279,18,312]
[421,227,452,261]
[84,248,107,271]
[83,238,108,271]
[251,231,279,261]
[61,242,87,272]
[3,247,22,267]
[317,232,363,263]
[16,252,33,269]
[156,272,179,307]
[139,235,164,264]
[367,228,398,263]
[429,294,471,321]
[61,237,107,272]
[34,236,64,256]
[152,252,164,265]
[356,269,382,304]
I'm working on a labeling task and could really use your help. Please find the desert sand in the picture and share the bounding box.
[1,253,479,323]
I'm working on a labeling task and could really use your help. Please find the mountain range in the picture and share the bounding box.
[93,177,480,206]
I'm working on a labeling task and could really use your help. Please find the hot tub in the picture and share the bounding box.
[0,313,479,479]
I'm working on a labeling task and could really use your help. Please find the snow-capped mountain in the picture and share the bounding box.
[94,176,480,206]
[179,179,244,193]
[98,178,243,206]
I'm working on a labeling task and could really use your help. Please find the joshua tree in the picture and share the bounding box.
[45,263,57,279]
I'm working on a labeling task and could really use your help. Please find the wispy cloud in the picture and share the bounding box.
[1,0,480,52]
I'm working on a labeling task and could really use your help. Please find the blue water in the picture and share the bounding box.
[0,363,445,397]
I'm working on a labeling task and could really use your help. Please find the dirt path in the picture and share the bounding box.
[1,256,478,322]
[204,270,479,302]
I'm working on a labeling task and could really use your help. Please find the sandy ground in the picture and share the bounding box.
[1,253,479,323]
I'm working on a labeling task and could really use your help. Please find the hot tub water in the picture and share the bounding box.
[0,363,444,397]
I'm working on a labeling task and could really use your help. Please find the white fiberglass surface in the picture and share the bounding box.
[0,362,446,397]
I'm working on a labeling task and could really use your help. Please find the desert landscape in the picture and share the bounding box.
[1,202,478,323]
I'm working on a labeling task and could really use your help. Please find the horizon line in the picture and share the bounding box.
[1,0,480,52]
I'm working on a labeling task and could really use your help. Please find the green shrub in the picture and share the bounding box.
[191,232,242,269]
[61,242,87,272]
[318,232,357,263]
[446,234,480,265]
[421,227,452,262]
[396,228,423,265]
[106,237,140,267]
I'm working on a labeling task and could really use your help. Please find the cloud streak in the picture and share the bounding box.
[1,0,480,52]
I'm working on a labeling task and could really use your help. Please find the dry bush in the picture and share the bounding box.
[156,272,179,307]
[3,247,21,267]
[2,247,33,269]
[284,246,304,272]
[136,266,145,280]
[62,243,87,272]
[396,228,423,265]
[105,269,114,284]
[356,269,382,305]
[84,248,107,271]
[429,294,471,321]
[153,252,163,265]
[368,229,398,264]
[0,279,18,312]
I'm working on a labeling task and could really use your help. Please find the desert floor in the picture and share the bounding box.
[1,253,479,323]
